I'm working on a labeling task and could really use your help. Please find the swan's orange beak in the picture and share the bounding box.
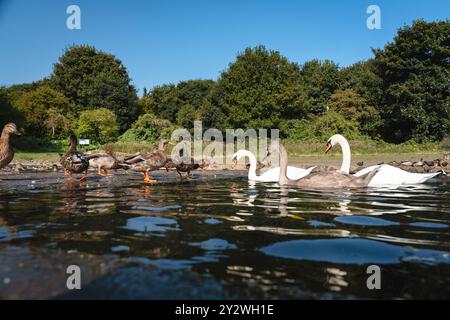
[231,159,237,169]
[325,142,332,154]
[168,141,176,146]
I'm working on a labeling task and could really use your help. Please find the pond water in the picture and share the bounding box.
[0,171,449,299]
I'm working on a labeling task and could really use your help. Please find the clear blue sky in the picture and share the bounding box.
[0,0,448,93]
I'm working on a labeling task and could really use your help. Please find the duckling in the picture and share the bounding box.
[59,134,89,181]
[125,139,174,183]
[0,123,21,170]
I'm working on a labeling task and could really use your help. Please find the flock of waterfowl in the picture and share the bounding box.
[0,122,448,188]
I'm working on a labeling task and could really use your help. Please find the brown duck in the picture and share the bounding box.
[165,140,204,179]
[125,139,175,183]
[59,134,90,181]
[0,123,21,170]
[88,145,130,177]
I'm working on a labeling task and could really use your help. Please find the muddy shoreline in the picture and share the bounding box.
[3,152,448,175]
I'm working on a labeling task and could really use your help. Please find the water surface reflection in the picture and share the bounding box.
[0,172,449,299]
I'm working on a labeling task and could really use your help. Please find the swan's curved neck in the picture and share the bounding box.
[278,144,290,185]
[238,150,258,180]
[335,136,351,174]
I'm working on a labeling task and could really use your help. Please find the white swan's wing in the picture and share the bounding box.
[354,164,442,186]
[286,166,316,180]
[353,165,381,177]
[255,167,280,182]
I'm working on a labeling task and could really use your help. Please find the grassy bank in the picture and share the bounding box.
[13,139,450,162]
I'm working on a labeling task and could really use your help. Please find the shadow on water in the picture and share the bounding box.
[0,171,449,299]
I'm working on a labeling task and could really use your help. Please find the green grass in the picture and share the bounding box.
[13,139,450,162]
[14,152,61,161]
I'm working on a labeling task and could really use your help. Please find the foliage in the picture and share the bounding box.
[0,88,23,128]
[212,45,306,129]
[147,80,215,124]
[76,108,119,144]
[176,104,200,129]
[300,59,340,115]
[373,19,450,143]
[282,111,362,142]
[50,45,139,132]
[338,60,382,107]
[328,89,381,136]
[119,113,174,144]
[16,86,73,136]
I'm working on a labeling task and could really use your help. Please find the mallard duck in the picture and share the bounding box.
[0,123,21,170]
[88,151,130,177]
[125,139,175,183]
[168,140,204,179]
[59,134,89,181]
[171,157,200,179]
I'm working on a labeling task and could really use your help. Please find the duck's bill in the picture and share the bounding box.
[325,143,332,154]
[168,141,176,146]
[231,159,237,169]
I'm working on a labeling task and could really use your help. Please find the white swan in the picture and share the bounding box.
[231,150,316,182]
[326,134,444,186]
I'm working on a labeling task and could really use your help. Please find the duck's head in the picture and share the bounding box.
[325,134,345,153]
[69,134,78,147]
[160,139,176,149]
[2,123,21,136]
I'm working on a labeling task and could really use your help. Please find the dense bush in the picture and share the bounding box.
[119,113,174,144]
[282,111,363,143]
[76,108,119,144]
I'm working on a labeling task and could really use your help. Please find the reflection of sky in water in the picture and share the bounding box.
[124,216,179,234]
[261,238,450,265]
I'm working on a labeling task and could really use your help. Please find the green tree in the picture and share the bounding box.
[329,89,381,136]
[373,19,450,142]
[176,104,199,129]
[213,46,306,129]
[0,88,23,128]
[301,59,340,114]
[338,60,382,108]
[147,84,180,122]
[16,86,73,136]
[76,108,119,144]
[50,45,139,132]
[147,80,215,124]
